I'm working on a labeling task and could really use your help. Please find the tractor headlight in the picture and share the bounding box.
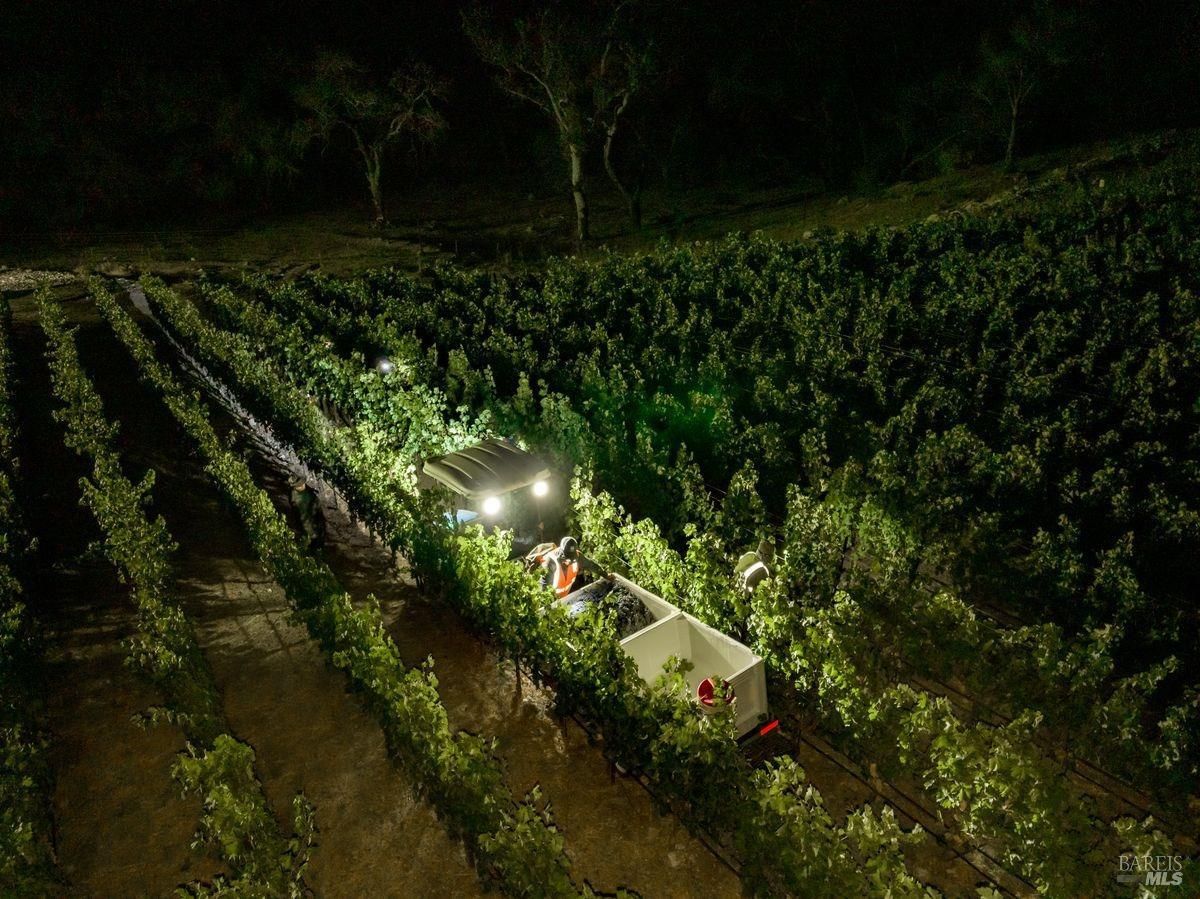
[482,495,502,516]
[532,479,549,497]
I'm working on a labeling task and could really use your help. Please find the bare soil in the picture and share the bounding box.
[10,301,221,897]
[12,292,483,898]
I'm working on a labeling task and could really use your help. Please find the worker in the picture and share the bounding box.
[538,535,582,599]
[734,538,774,592]
[289,476,327,552]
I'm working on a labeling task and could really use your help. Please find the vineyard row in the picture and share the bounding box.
[37,292,316,897]
[135,275,943,898]
[200,272,1189,896]
[93,280,599,899]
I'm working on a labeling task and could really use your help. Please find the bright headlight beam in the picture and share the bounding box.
[532,479,549,497]
[482,495,502,516]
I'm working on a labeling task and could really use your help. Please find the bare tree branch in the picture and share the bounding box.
[295,52,446,224]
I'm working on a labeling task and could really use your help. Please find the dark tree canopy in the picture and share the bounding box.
[295,53,447,225]
[463,0,656,239]
[2,0,1199,230]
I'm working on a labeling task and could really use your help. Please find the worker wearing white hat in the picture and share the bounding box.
[734,539,774,592]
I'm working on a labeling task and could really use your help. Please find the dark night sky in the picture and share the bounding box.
[3,0,1198,229]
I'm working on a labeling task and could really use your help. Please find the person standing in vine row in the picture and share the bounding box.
[289,476,327,552]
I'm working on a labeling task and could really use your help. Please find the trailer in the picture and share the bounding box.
[422,441,778,744]
[563,573,773,741]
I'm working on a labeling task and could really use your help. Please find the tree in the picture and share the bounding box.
[463,2,653,240]
[973,2,1081,168]
[595,26,654,230]
[296,53,446,226]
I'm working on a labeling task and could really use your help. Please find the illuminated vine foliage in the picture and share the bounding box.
[334,142,1198,649]
[234,134,1200,799]
[93,281,603,899]
[38,293,315,896]
[203,276,1186,896]
[181,135,1200,895]
[137,277,939,896]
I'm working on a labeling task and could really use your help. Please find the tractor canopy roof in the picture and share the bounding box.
[421,438,551,499]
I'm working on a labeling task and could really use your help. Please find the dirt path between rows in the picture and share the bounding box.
[10,300,222,897]
[65,306,485,899]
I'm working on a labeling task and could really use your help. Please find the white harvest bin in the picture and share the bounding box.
[607,575,769,739]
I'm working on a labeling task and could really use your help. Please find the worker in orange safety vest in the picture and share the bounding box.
[538,535,582,598]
